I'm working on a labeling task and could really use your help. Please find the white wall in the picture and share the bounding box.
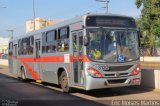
[140,56,160,89]
[0,59,8,66]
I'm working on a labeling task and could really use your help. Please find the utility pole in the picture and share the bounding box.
[95,0,109,15]
[32,0,36,31]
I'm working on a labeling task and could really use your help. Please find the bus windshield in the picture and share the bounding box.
[86,28,139,62]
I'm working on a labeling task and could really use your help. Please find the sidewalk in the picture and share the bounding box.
[0,65,17,78]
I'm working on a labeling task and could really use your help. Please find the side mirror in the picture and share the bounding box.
[84,36,89,46]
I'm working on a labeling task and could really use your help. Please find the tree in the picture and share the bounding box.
[135,0,160,55]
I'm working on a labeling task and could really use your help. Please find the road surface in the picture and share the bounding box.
[0,65,160,106]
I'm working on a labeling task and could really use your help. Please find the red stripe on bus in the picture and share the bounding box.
[18,55,90,63]
[9,55,90,80]
[39,56,64,62]
[18,56,64,62]
[9,56,40,80]
[22,62,40,79]
[19,58,34,62]
[82,55,90,62]
[70,55,90,62]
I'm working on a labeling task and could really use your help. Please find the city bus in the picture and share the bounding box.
[9,14,141,93]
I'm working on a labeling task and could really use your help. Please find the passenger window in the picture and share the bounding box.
[42,32,46,53]
[28,36,34,55]
[18,36,34,55]
[58,27,69,52]
[18,39,22,55]
[22,38,28,55]
[42,30,57,53]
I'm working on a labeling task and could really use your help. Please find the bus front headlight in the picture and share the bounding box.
[87,67,103,78]
[131,64,140,75]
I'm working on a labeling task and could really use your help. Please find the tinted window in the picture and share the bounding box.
[28,36,34,54]
[18,36,34,55]
[60,27,69,39]
[42,30,57,53]
[58,27,69,52]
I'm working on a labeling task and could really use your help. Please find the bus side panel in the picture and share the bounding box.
[16,58,33,79]
[8,58,14,74]
[26,62,34,79]
[17,60,22,77]
[40,62,59,83]
[12,57,18,74]
[41,61,69,84]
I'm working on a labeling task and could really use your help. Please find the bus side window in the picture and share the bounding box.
[42,32,46,53]
[18,39,22,55]
[58,27,69,52]
[28,36,34,55]
[42,30,57,53]
[21,38,29,55]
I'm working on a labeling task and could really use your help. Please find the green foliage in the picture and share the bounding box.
[135,0,160,48]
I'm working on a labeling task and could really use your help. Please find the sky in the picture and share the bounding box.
[0,0,141,38]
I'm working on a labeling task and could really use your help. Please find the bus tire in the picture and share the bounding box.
[59,71,72,93]
[21,67,27,81]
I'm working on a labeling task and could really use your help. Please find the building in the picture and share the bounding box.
[0,37,9,54]
[26,18,60,33]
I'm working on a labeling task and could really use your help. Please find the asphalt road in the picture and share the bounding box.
[0,66,104,106]
[0,65,160,106]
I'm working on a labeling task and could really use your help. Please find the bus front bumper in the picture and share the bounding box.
[85,75,141,90]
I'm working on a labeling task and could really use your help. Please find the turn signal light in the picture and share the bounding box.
[87,67,103,78]
[131,64,140,75]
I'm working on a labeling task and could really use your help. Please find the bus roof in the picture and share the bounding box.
[9,13,135,42]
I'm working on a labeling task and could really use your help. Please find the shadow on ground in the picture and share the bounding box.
[40,79,154,98]
[0,73,106,106]
[71,86,154,98]
[0,70,154,99]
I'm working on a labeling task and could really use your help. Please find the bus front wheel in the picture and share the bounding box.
[59,71,71,93]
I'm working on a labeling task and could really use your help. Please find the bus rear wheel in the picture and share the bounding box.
[59,71,71,93]
[21,67,27,81]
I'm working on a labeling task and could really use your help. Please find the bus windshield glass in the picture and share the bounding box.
[86,28,139,62]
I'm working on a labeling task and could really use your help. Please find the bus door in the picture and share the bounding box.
[13,44,18,74]
[34,39,41,79]
[72,31,84,86]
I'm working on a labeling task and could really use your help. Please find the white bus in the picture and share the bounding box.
[9,14,141,92]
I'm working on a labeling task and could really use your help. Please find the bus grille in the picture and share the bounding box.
[107,65,133,71]
[104,73,129,77]
[107,79,126,84]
